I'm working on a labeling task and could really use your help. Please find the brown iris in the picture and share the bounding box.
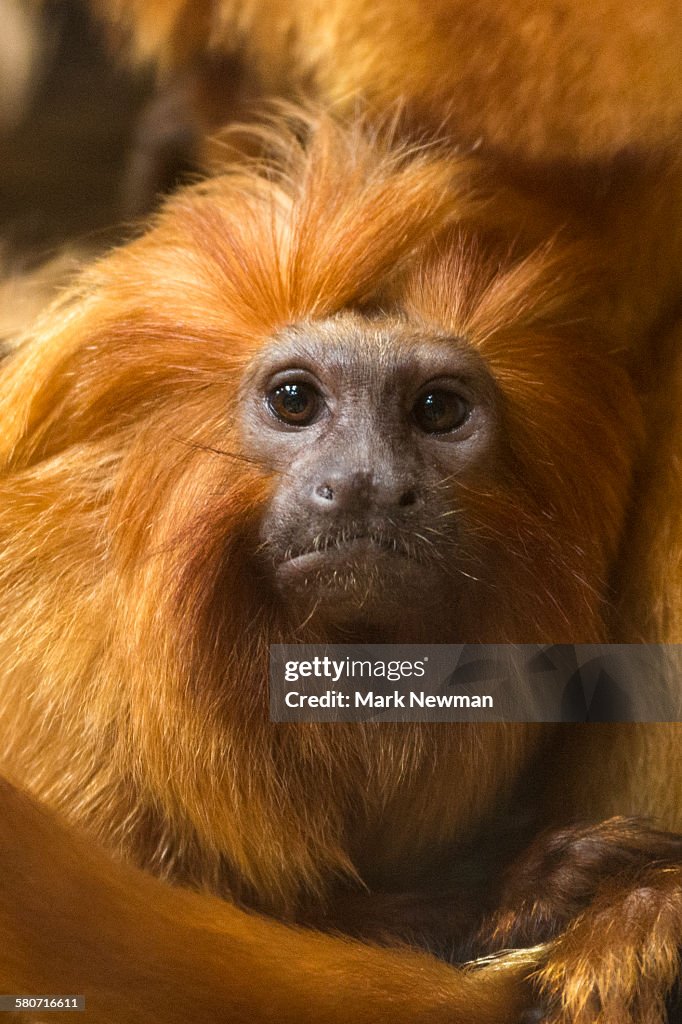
[268,382,321,425]
[413,389,470,433]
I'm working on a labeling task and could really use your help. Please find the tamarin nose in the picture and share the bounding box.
[312,470,418,511]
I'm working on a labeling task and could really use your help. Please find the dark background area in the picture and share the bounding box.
[0,1,151,265]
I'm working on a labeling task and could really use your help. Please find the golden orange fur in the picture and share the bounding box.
[0,113,680,1023]
[98,0,682,162]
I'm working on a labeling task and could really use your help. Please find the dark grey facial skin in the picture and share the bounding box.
[239,314,501,637]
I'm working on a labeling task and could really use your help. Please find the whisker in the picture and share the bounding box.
[172,436,262,467]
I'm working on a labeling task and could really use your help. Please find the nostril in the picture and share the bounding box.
[398,489,418,507]
[316,483,334,502]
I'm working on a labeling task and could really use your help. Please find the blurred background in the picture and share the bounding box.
[0,1,152,266]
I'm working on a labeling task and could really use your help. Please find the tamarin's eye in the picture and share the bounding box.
[268,382,322,425]
[413,389,470,433]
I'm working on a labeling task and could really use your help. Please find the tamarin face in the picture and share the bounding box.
[0,117,642,653]
[240,315,501,633]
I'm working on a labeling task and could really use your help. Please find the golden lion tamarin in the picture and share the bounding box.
[0,111,681,1023]
[93,0,682,305]
[97,0,682,163]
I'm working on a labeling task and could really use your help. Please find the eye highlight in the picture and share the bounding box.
[267,382,322,426]
[413,388,470,433]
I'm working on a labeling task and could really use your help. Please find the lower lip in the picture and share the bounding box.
[280,537,406,574]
